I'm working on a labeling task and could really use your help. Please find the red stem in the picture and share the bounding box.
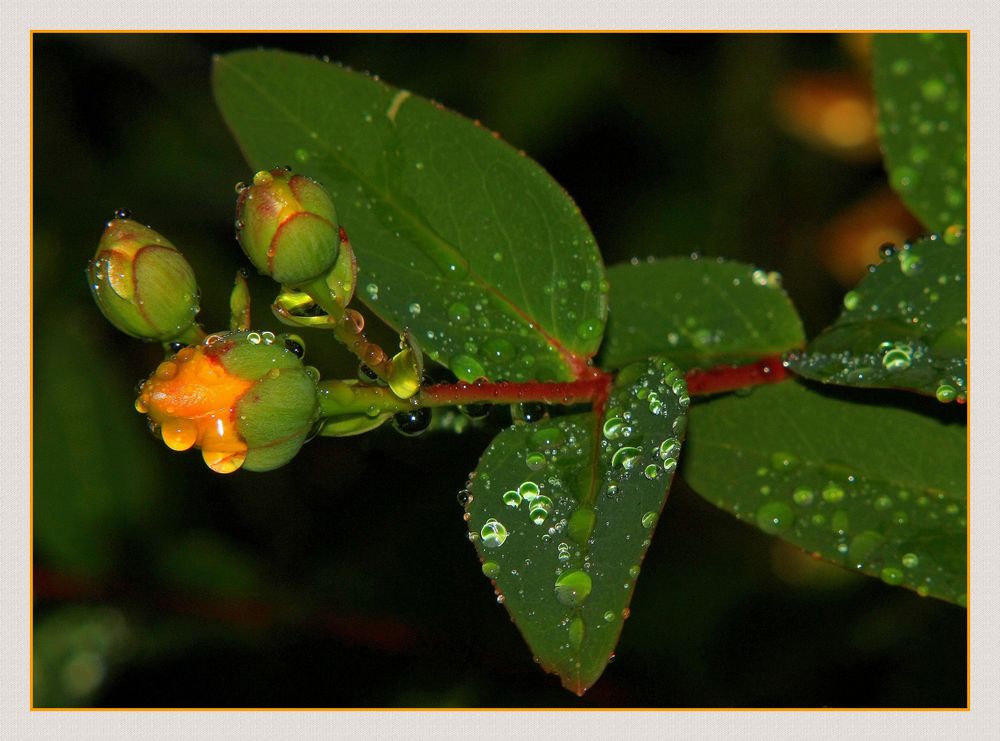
[417,355,789,409]
[684,355,790,395]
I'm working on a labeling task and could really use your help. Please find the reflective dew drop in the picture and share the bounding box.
[529,495,554,525]
[518,481,540,501]
[880,566,905,586]
[525,452,546,471]
[881,343,913,372]
[481,518,508,549]
[822,483,845,503]
[449,354,485,382]
[643,464,659,480]
[935,384,957,403]
[503,490,522,508]
[482,561,501,579]
[792,487,814,506]
[902,553,920,569]
[641,511,657,529]
[554,570,593,607]
[755,502,795,534]
[843,290,860,311]
[576,318,602,341]
[611,446,641,470]
[161,418,198,451]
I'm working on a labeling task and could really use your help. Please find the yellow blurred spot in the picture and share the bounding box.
[774,73,879,162]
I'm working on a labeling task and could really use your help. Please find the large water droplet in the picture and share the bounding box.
[482,561,500,579]
[554,570,592,607]
[755,502,794,534]
[481,518,508,548]
[450,354,485,382]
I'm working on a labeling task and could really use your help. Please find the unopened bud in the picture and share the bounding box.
[87,217,199,341]
[235,168,339,287]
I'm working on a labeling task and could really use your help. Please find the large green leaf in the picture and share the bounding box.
[684,380,966,605]
[214,50,606,383]
[788,232,966,400]
[872,33,967,232]
[599,257,805,371]
[465,356,688,694]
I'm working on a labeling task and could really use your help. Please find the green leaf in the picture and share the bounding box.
[683,380,966,605]
[872,33,967,232]
[599,257,805,371]
[788,232,966,400]
[214,50,606,382]
[466,356,688,694]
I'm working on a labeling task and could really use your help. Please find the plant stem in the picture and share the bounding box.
[317,356,791,419]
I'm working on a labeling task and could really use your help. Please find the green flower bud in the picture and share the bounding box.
[235,168,339,287]
[87,216,200,341]
[136,330,321,473]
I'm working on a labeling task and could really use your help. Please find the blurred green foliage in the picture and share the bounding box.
[33,33,964,707]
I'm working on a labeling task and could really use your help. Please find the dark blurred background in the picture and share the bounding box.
[32,33,963,708]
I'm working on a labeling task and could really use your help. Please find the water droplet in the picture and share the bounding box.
[891,58,911,76]
[529,495,553,525]
[899,251,923,276]
[518,481,540,500]
[755,502,794,534]
[568,508,595,543]
[392,408,431,436]
[921,78,946,102]
[770,451,798,471]
[294,148,310,163]
[891,167,918,191]
[881,342,912,371]
[365,283,379,300]
[943,225,965,245]
[481,518,508,549]
[576,318,602,341]
[407,302,421,316]
[643,464,659,480]
[503,490,522,508]
[843,291,861,311]
[935,384,957,403]
[831,509,849,535]
[792,487,814,506]
[447,302,470,323]
[603,417,624,439]
[603,611,615,623]
[512,402,547,424]
[161,418,198,451]
[658,438,680,460]
[902,553,919,569]
[482,561,500,578]
[880,566,905,586]
[482,338,516,362]
[611,446,641,470]
[525,452,546,471]
[568,617,585,649]
[554,570,592,607]
[449,354,485,382]
[848,531,884,565]
[529,426,566,451]
[822,483,845,503]
[641,511,657,529]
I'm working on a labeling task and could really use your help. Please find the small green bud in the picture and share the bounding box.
[235,168,339,287]
[87,217,200,341]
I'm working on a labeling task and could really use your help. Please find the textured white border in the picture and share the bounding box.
[6,1,999,739]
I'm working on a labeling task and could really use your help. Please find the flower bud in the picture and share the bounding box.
[134,330,321,473]
[88,217,200,341]
[235,169,339,287]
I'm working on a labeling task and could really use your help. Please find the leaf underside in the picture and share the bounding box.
[214,50,607,383]
[683,380,966,605]
[465,356,688,694]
